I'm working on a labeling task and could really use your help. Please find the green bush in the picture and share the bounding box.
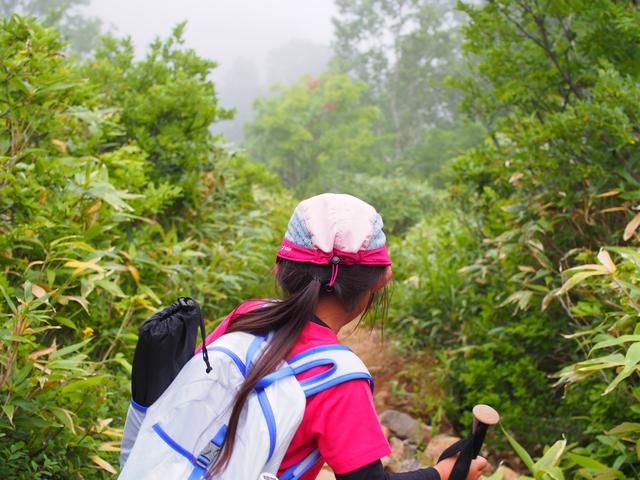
[388,0,640,463]
[0,15,288,478]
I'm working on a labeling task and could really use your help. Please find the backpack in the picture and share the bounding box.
[119,314,373,479]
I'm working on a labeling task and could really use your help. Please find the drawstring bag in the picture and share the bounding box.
[121,297,211,467]
[132,297,212,407]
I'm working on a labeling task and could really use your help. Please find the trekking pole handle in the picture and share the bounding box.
[470,404,500,459]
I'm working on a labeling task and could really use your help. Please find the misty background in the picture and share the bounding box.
[86,0,337,142]
[0,0,336,141]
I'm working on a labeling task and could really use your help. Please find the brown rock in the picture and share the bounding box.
[381,425,391,439]
[438,412,454,435]
[379,409,422,444]
[502,466,520,480]
[421,435,461,466]
[374,390,391,410]
[383,437,405,472]
[421,423,433,444]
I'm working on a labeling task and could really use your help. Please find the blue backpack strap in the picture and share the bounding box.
[287,345,374,397]
[279,448,322,480]
[277,345,373,478]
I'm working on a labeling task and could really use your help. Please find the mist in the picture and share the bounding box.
[82,0,337,140]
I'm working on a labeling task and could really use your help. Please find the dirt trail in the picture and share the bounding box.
[338,322,406,412]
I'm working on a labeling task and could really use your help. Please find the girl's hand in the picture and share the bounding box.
[433,454,488,480]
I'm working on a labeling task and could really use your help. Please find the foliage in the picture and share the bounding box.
[388,208,480,346]
[0,15,288,478]
[545,248,640,477]
[0,0,101,55]
[332,0,482,174]
[81,23,234,214]
[389,0,640,458]
[245,73,383,195]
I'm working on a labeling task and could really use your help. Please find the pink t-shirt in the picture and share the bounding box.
[198,301,391,479]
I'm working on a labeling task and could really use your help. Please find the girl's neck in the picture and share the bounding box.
[314,296,366,334]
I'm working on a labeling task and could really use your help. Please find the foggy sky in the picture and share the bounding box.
[85,0,337,82]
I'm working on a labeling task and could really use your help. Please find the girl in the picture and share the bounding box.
[201,193,487,480]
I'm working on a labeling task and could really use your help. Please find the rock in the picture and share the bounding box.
[438,412,454,435]
[501,466,520,480]
[482,462,496,477]
[403,440,417,459]
[421,423,433,444]
[379,409,423,444]
[381,436,405,472]
[397,458,424,473]
[315,463,335,480]
[421,435,461,465]
[381,425,391,439]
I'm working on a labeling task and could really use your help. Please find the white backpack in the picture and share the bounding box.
[119,331,373,480]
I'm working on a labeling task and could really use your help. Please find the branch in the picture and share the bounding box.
[502,3,583,100]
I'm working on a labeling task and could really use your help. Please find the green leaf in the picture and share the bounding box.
[0,333,35,345]
[0,285,17,314]
[60,376,105,395]
[46,269,56,287]
[531,439,566,475]
[566,453,608,470]
[49,338,91,359]
[591,335,640,353]
[112,353,132,374]
[9,77,35,95]
[607,422,640,436]
[0,258,24,266]
[94,279,126,297]
[556,271,609,296]
[54,316,77,330]
[536,466,564,480]
[47,407,76,434]
[1,405,15,424]
[34,82,77,94]
[603,342,640,395]
[481,467,504,480]
[501,425,534,470]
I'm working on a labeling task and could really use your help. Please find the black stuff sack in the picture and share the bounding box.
[131,296,212,408]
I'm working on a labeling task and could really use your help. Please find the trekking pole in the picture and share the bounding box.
[437,404,500,480]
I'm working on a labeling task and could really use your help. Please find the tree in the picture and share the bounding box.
[0,0,102,55]
[332,0,479,173]
[80,23,234,213]
[389,0,640,466]
[245,73,383,195]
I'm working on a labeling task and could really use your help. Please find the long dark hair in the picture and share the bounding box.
[205,259,391,477]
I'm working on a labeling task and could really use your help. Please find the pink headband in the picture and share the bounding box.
[277,239,391,266]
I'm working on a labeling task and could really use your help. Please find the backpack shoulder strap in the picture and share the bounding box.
[278,345,372,480]
[287,345,374,397]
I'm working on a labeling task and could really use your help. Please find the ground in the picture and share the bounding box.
[338,320,446,419]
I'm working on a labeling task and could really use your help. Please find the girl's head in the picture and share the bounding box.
[274,193,393,324]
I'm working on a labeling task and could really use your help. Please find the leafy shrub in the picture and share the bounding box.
[388,0,640,459]
[0,15,288,478]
